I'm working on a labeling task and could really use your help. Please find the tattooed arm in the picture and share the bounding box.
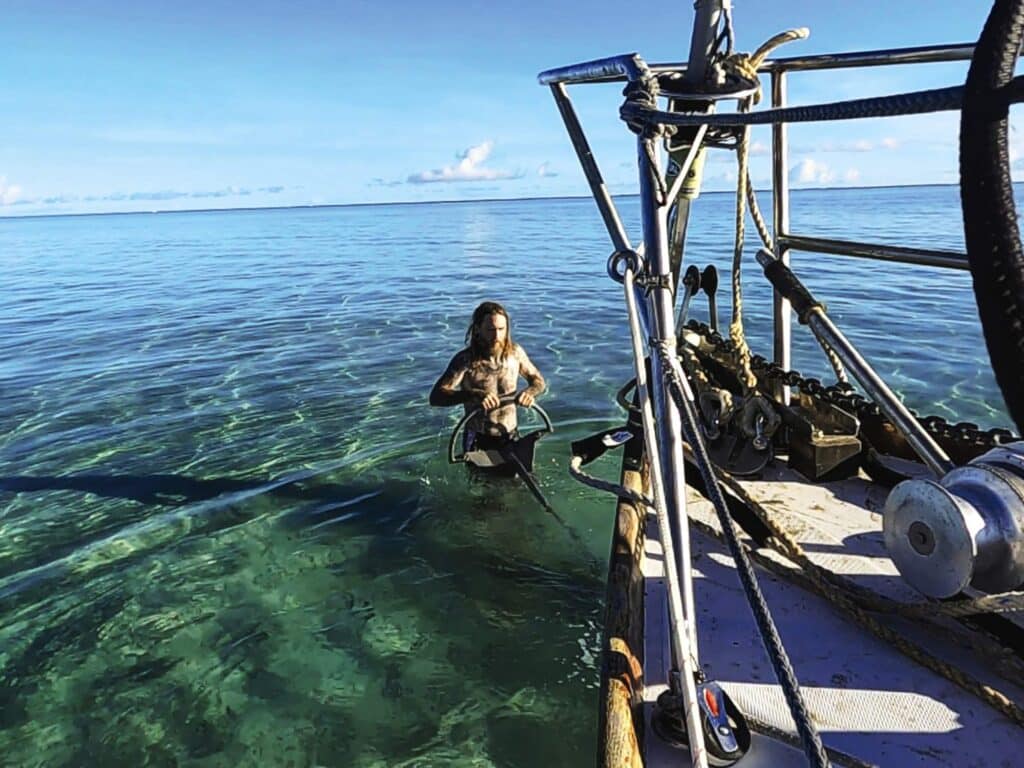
[429,350,497,409]
[515,346,546,408]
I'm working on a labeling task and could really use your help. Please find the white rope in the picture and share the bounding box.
[567,456,654,508]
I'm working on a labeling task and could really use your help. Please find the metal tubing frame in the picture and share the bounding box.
[550,57,709,763]
[544,40,978,284]
[549,70,705,666]
[548,50,711,670]
[543,25,979,764]
[549,83,634,255]
[542,39,977,297]
[538,53,647,87]
[771,70,792,403]
[637,135,700,659]
[778,233,969,271]
[539,43,979,86]
[623,268,709,768]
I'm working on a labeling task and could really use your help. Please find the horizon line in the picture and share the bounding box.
[0,180,978,222]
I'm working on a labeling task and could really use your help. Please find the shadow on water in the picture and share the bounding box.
[0,465,605,761]
[0,472,428,603]
[0,464,605,607]
[0,472,393,508]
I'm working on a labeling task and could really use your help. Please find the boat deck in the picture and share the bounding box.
[641,461,1024,767]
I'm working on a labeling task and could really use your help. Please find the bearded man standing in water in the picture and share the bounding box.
[429,301,546,452]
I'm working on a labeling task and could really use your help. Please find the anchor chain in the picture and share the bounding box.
[683,320,1020,455]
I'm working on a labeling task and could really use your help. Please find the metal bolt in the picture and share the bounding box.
[908,520,936,556]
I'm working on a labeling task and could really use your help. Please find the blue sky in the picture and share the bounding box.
[0,1,1007,216]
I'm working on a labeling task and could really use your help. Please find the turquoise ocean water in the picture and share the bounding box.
[0,185,1011,766]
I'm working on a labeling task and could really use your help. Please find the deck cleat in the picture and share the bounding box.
[676,264,702,329]
[885,441,1024,597]
[701,264,720,332]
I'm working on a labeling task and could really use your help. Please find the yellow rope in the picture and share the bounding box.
[693,464,1024,728]
[725,29,808,393]
[689,509,1024,728]
[745,175,774,251]
[724,28,850,387]
[730,127,758,391]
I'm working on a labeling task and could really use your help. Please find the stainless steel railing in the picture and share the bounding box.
[763,44,976,396]
[540,42,979,380]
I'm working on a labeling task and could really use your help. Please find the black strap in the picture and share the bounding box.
[570,426,639,466]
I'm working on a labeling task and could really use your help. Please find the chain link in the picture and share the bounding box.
[684,320,1020,454]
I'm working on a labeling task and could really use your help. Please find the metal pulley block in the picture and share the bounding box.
[884,441,1024,598]
[737,395,780,450]
[703,394,780,476]
[698,387,735,440]
[653,678,751,766]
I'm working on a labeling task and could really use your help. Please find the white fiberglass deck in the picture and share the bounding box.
[642,464,1024,767]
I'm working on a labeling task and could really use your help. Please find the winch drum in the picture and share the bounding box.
[884,442,1024,598]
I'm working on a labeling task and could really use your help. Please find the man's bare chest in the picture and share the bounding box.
[463,358,519,392]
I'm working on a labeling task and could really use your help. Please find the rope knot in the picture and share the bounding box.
[620,72,676,139]
[720,52,763,105]
[622,72,660,110]
[728,53,759,83]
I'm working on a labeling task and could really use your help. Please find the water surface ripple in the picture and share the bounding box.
[0,187,1010,766]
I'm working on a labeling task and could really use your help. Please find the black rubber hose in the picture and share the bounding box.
[620,79,1024,128]
[760,259,824,324]
[961,0,1024,434]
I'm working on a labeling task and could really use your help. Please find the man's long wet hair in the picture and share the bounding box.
[466,301,514,362]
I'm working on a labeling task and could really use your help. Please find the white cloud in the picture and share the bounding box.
[1010,125,1024,167]
[697,168,740,191]
[407,141,521,184]
[749,141,770,156]
[797,138,900,153]
[0,176,22,205]
[13,184,288,209]
[537,162,558,178]
[790,158,835,185]
[787,159,864,186]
